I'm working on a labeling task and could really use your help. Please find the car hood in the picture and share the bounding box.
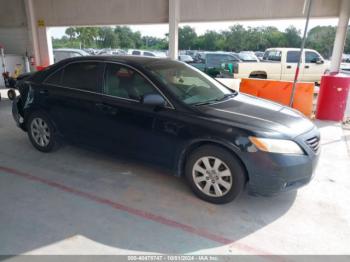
[197,93,315,138]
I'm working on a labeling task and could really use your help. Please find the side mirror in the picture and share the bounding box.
[142,93,166,108]
[316,59,324,64]
[312,58,324,64]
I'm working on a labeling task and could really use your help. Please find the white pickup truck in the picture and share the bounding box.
[233,48,330,82]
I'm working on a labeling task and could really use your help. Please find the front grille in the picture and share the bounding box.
[305,136,320,153]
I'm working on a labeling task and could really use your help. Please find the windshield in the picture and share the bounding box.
[146,61,234,105]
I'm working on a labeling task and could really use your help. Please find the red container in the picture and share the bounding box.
[316,73,350,121]
[36,65,47,71]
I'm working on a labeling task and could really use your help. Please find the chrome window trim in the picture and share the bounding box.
[43,59,175,110]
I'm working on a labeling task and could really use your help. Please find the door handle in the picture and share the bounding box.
[95,103,118,115]
[286,65,292,69]
[305,65,310,69]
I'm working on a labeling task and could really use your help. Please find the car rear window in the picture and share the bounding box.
[263,50,282,62]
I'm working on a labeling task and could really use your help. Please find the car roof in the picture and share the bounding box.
[33,55,182,83]
[50,55,177,70]
[265,47,318,52]
[205,52,234,55]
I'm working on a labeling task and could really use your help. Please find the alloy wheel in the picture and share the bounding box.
[192,156,233,197]
[30,117,51,147]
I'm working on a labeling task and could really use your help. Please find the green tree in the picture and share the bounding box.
[196,30,223,50]
[97,27,118,48]
[65,27,76,40]
[221,25,246,51]
[74,27,99,48]
[306,26,336,58]
[179,26,197,50]
[114,26,141,48]
[284,26,302,47]
[344,26,350,54]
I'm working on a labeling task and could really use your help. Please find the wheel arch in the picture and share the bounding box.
[249,71,267,79]
[24,107,62,137]
[176,139,249,182]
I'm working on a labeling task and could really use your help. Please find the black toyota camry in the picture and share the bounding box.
[12,56,320,204]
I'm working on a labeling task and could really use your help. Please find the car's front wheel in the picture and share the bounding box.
[185,145,246,204]
[27,111,60,152]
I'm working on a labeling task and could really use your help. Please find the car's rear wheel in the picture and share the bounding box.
[27,111,60,152]
[185,145,245,204]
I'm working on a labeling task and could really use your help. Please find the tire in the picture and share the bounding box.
[26,111,60,152]
[185,145,246,204]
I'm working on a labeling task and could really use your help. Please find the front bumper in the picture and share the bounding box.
[244,128,320,196]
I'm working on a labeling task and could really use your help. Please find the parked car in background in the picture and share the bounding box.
[193,52,206,63]
[53,48,90,63]
[233,48,330,82]
[98,49,127,56]
[12,56,320,204]
[178,55,194,63]
[255,51,265,61]
[238,52,260,62]
[192,52,241,77]
[84,48,99,55]
[129,50,167,58]
[340,54,350,72]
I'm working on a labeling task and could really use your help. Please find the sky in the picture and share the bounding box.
[50,18,339,39]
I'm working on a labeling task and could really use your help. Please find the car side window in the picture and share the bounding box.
[104,63,157,101]
[132,50,141,55]
[305,51,321,63]
[144,52,155,57]
[45,69,64,85]
[286,51,301,63]
[263,51,282,62]
[62,62,103,92]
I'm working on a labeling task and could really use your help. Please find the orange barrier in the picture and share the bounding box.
[239,78,314,117]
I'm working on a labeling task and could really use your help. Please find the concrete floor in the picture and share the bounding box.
[0,97,350,255]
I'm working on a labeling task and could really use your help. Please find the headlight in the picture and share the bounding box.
[249,137,304,155]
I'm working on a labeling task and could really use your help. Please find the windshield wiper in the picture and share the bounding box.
[193,92,237,106]
[193,100,217,106]
[215,93,237,101]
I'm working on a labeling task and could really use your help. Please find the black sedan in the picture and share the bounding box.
[12,56,320,204]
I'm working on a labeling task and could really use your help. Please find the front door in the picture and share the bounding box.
[303,51,325,82]
[96,63,183,167]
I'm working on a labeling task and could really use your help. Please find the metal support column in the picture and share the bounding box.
[24,0,40,66]
[330,0,350,73]
[169,0,180,60]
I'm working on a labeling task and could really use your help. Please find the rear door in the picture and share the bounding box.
[42,61,105,146]
[282,50,303,81]
[261,50,283,79]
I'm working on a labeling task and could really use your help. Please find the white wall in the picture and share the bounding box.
[0,0,30,55]
[0,27,30,55]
